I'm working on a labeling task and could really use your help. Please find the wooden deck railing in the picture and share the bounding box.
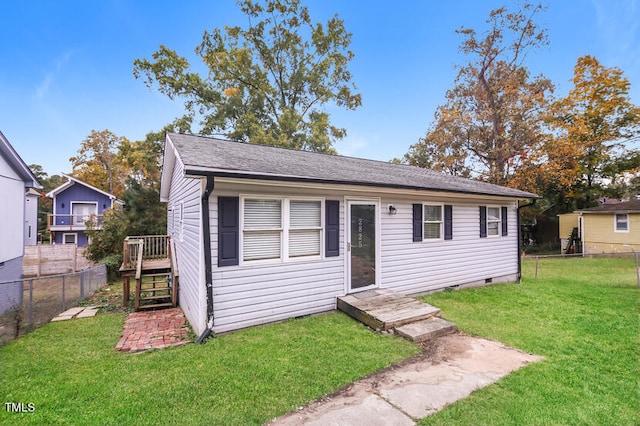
[122,235,170,270]
[47,214,104,230]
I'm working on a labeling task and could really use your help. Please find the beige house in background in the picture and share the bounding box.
[558,200,640,254]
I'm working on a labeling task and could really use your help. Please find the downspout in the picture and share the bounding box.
[517,198,537,282]
[197,175,215,344]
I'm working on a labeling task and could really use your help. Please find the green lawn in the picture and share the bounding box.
[419,256,639,426]
[2,257,638,425]
[0,312,417,425]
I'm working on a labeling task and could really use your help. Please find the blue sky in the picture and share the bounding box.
[1,0,638,176]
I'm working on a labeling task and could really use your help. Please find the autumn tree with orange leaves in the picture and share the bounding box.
[69,129,129,198]
[69,129,165,199]
[404,3,554,188]
[546,55,640,207]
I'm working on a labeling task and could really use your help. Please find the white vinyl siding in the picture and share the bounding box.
[208,181,521,334]
[179,201,185,242]
[0,171,25,262]
[211,190,342,334]
[487,206,501,236]
[615,214,628,232]
[166,153,204,335]
[241,197,322,263]
[381,199,519,295]
[423,204,442,240]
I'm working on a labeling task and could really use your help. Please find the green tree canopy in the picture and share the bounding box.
[133,0,361,153]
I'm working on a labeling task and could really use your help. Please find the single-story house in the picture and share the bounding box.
[46,175,120,247]
[558,199,640,254]
[0,131,41,313]
[160,132,538,337]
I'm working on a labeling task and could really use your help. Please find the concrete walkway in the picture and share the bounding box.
[268,333,543,425]
[51,306,98,321]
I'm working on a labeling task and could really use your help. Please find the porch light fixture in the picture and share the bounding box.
[388,205,397,215]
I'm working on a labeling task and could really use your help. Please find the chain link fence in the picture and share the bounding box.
[0,265,107,346]
[525,251,640,288]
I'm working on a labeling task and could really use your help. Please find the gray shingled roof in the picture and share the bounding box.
[168,132,538,199]
[579,199,640,213]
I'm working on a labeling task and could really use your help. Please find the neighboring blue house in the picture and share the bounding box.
[46,176,120,247]
[0,131,41,313]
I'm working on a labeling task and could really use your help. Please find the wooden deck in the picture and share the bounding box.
[119,235,178,311]
[337,288,441,331]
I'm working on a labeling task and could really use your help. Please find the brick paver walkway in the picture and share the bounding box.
[115,308,190,353]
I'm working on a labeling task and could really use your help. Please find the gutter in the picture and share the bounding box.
[517,198,537,282]
[197,175,215,344]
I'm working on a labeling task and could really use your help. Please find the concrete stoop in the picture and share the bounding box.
[394,317,457,343]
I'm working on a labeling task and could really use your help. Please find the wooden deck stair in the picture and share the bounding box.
[119,235,179,311]
[135,273,174,310]
[337,288,457,343]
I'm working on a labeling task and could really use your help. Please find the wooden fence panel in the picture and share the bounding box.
[23,245,93,277]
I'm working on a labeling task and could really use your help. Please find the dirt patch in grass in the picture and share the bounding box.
[79,279,132,314]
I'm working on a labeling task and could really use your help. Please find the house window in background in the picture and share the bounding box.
[615,213,629,232]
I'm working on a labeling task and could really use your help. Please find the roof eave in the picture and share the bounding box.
[46,175,118,199]
[0,131,42,189]
[184,167,539,200]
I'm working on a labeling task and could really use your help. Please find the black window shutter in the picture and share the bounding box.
[501,206,508,236]
[325,200,340,257]
[218,196,239,267]
[413,204,423,242]
[444,205,453,240]
[479,206,487,238]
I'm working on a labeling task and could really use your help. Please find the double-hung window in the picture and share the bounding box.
[423,204,443,240]
[487,207,501,236]
[243,199,283,261]
[242,198,322,262]
[615,213,629,232]
[289,200,322,257]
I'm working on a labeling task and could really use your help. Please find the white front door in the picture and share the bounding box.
[346,200,380,293]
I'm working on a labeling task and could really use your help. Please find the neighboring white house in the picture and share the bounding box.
[0,131,41,313]
[160,133,538,338]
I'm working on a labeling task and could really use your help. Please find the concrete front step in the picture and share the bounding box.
[394,317,458,343]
